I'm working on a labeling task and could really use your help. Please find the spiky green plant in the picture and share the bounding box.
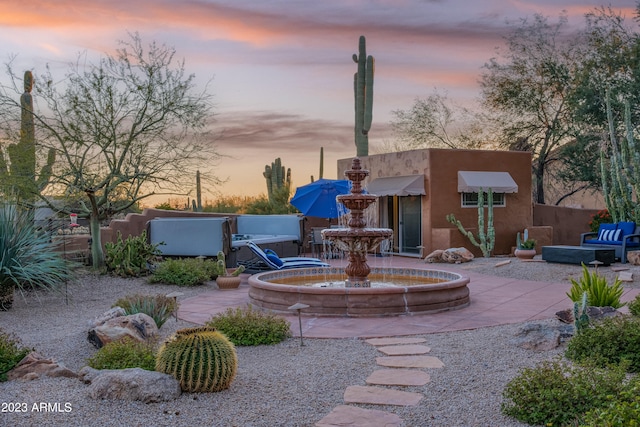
[446,187,495,257]
[574,291,590,332]
[0,205,72,310]
[113,294,178,329]
[567,263,624,308]
[263,158,291,203]
[156,326,237,392]
[353,35,374,157]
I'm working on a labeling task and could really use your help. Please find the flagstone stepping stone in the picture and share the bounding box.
[344,385,423,406]
[365,337,426,346]
[366,369,430,386]
[315,405,402,427]
[376,344,431,356]
[376,355,444,369]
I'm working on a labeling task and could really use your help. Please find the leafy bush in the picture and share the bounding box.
[113,294,177,328]
[0,205,73,310]
[628,294,640,316]
[565,315,640,372]
[86,337,156,371]
[502,358,627,426]
[580,377,640,427]
[206,305,291,346]
[589,209,612,233]
[0,328,32,381]
[567,263,624,308]
[148,258,216,286]
[104,231,162,277]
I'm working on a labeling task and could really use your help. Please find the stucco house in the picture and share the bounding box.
[337,148,551,258]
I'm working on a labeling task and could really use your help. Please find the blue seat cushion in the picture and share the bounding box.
[597,223,620,241]
[266,253,284,267]
[618,221,636,237]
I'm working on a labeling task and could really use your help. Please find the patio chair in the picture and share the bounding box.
[310,227,343,259]
[239,241,330,272]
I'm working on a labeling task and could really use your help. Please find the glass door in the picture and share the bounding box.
[399,196,421,254]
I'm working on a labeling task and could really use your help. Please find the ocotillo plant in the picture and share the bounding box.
[263,158,291,202]
[353,35,374,157]
[0,71,55,201]
[446,188,495,258]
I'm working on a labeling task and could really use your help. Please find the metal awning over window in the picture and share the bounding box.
[366,174,426,197]
[457,171,518,193]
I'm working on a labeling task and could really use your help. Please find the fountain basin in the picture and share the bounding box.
[248,267,470,317]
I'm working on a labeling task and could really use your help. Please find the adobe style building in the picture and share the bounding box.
[337,148,551,257]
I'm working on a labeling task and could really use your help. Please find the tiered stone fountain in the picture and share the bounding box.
[248,158,470,317]
[321,158,392,287]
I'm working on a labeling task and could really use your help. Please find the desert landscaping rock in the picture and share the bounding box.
[365,368,431,386]
[87,312,158,348]
[7,352,77,381]
[80,366,181,403]
[376,355,445,368]
[344,385,423,406]
[315,405,402,427]
[375,344,431,356]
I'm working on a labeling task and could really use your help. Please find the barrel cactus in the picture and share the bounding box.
[156,326,238,392]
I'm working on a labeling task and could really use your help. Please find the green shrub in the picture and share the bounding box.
[567,263,624,308]
[148,258,215,286]
[502,358,627,426]
[566,315,640,372]
[628,294,640,316]
[86,337,156,371]
[104,231,162,277]
[0,205,73,310]
[206,305,291,346]
[580,377,640,427]
[113,294,177,328]
[0,328,32,381]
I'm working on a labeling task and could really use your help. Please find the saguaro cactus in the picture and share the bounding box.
[191,170,202,212]
[263,158,291,202]
[0,71,55,200]
[353,35,374,157]
[446,188,495,258]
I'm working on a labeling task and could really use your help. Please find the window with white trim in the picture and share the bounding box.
[461,192,505,207]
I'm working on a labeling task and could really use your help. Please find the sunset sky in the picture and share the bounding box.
[1,0,638,203]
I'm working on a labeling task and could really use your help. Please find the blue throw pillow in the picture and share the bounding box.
[617,221,636,238]
[598,223,621,241]
[266,253,284,267]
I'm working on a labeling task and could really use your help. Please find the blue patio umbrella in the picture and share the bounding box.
[290,179,351,218]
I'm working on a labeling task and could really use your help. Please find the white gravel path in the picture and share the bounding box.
[0,259,615,427]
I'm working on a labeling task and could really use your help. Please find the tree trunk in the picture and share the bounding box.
[86,190,105,269]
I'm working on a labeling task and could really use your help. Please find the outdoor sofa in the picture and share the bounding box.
[580,221,640,263]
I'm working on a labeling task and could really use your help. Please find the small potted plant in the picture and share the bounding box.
[514,229,536,260]
[213,251,246,289]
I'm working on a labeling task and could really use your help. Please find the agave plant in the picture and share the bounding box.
[0,205,72,310]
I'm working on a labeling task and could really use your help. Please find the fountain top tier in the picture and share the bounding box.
[321,158,392,287]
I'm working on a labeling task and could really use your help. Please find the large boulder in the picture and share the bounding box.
[7,352,77,381]
[88,307,126,329]
[510,322,573,351]
[425,248,474,264]
[79,367,181,403]
[88,312,158,348]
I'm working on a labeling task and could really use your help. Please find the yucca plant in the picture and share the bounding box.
[0,205,72,310]
[113,294,177,328]
[567,263,624,309]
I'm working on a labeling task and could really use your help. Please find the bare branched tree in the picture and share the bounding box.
[0,33,222,267]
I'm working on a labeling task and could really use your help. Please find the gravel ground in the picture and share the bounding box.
[0,258,630,427]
